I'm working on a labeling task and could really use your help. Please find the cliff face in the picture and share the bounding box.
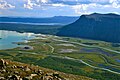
[57,13,120,43]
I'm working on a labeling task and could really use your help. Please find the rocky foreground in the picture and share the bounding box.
[0,59,95,80]
[0,59,66,80]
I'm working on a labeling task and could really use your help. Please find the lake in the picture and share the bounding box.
[0,22,65,26]
[0,30,35,50]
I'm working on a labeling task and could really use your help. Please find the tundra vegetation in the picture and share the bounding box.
[0,34,120,80]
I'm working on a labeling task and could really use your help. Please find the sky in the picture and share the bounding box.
[0,0,120,17]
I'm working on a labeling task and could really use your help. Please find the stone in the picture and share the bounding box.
[9,75,20,80]
[17,66,24,69]
[5,61,9,66]
[46,73,53,76]
[53,72,59,77]
[25,74,38,80]
[14,71,19,74]
[42,76,53,80]
[24,66,31,71]
[0,59,5,69]
[1,69,6,73]
[30,74,37,77]
[35,69,43,75]
[12,65,17,69]
[22,77,30,80]
[0,77,5,80]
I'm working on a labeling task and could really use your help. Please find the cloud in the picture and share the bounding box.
[24,0,36,9]
[23,0,49,9]
[0,0,120,17]
[51,3,67,7]
[50,0,110,5]
[72,3,98,14]
[109,0,120,8]
[71,1,120,15]
[23,0,120,12]
[41,0,48,3]
[0,0,15,9]
[50,0,120,6]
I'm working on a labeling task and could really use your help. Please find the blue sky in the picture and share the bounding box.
[0,0,120,17]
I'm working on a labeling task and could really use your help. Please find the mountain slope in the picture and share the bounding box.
[0,59,94,80]
[57,13,120,43]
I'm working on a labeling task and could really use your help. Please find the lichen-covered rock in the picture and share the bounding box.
[53,72,59,77]
[0,59,94,80]
[9,75,20,80]
[0,59,5,69]
[0,77,5,80]
[43,75,53,80]
[24,66,31,72]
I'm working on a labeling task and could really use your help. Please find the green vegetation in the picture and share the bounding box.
[0,34,120,80]
[0,59,94,80]
[0,23,62,35]
[36,56,120,80]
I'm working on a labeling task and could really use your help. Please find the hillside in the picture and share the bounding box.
[0,59,94,80]
[0,34,120,80]
[0,23,62,35]
[57,13,120,43]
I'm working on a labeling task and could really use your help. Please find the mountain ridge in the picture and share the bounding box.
[0,16,79,24]
[57,13,120,43]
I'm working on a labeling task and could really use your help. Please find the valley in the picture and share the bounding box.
[0,0,120,78]
[0,13,120,80]
[0,33,120,80]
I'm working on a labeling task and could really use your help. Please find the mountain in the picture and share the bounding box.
[57,13,120,43]
[0,16,79,24]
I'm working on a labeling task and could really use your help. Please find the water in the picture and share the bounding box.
[116,59,120,63]
[0,22,65,25]
[0,30,35,50]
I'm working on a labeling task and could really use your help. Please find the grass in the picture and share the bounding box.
[0,59,94,80]
[59,53,105,63]
[0,35,120,80]
[10,35,120,68]
[32,56,120,80]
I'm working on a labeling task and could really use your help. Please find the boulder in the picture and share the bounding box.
[46,73,53,76]
[0,59,5,69]
[22,77,29,80]
[24,74,38,80]
[24,66,31,72]
[9,75,20,80]
[53,72,59,77]
[35,69,43,75]
[14,71,19,75]
[0,77,5,80]
[42,76,53,80]
[12,65,17,69]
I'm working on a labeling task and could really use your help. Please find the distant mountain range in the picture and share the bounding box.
[57,13,120,43]
[0,16,79,24]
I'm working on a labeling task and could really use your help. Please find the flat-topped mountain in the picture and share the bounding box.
[57,13,120,43]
